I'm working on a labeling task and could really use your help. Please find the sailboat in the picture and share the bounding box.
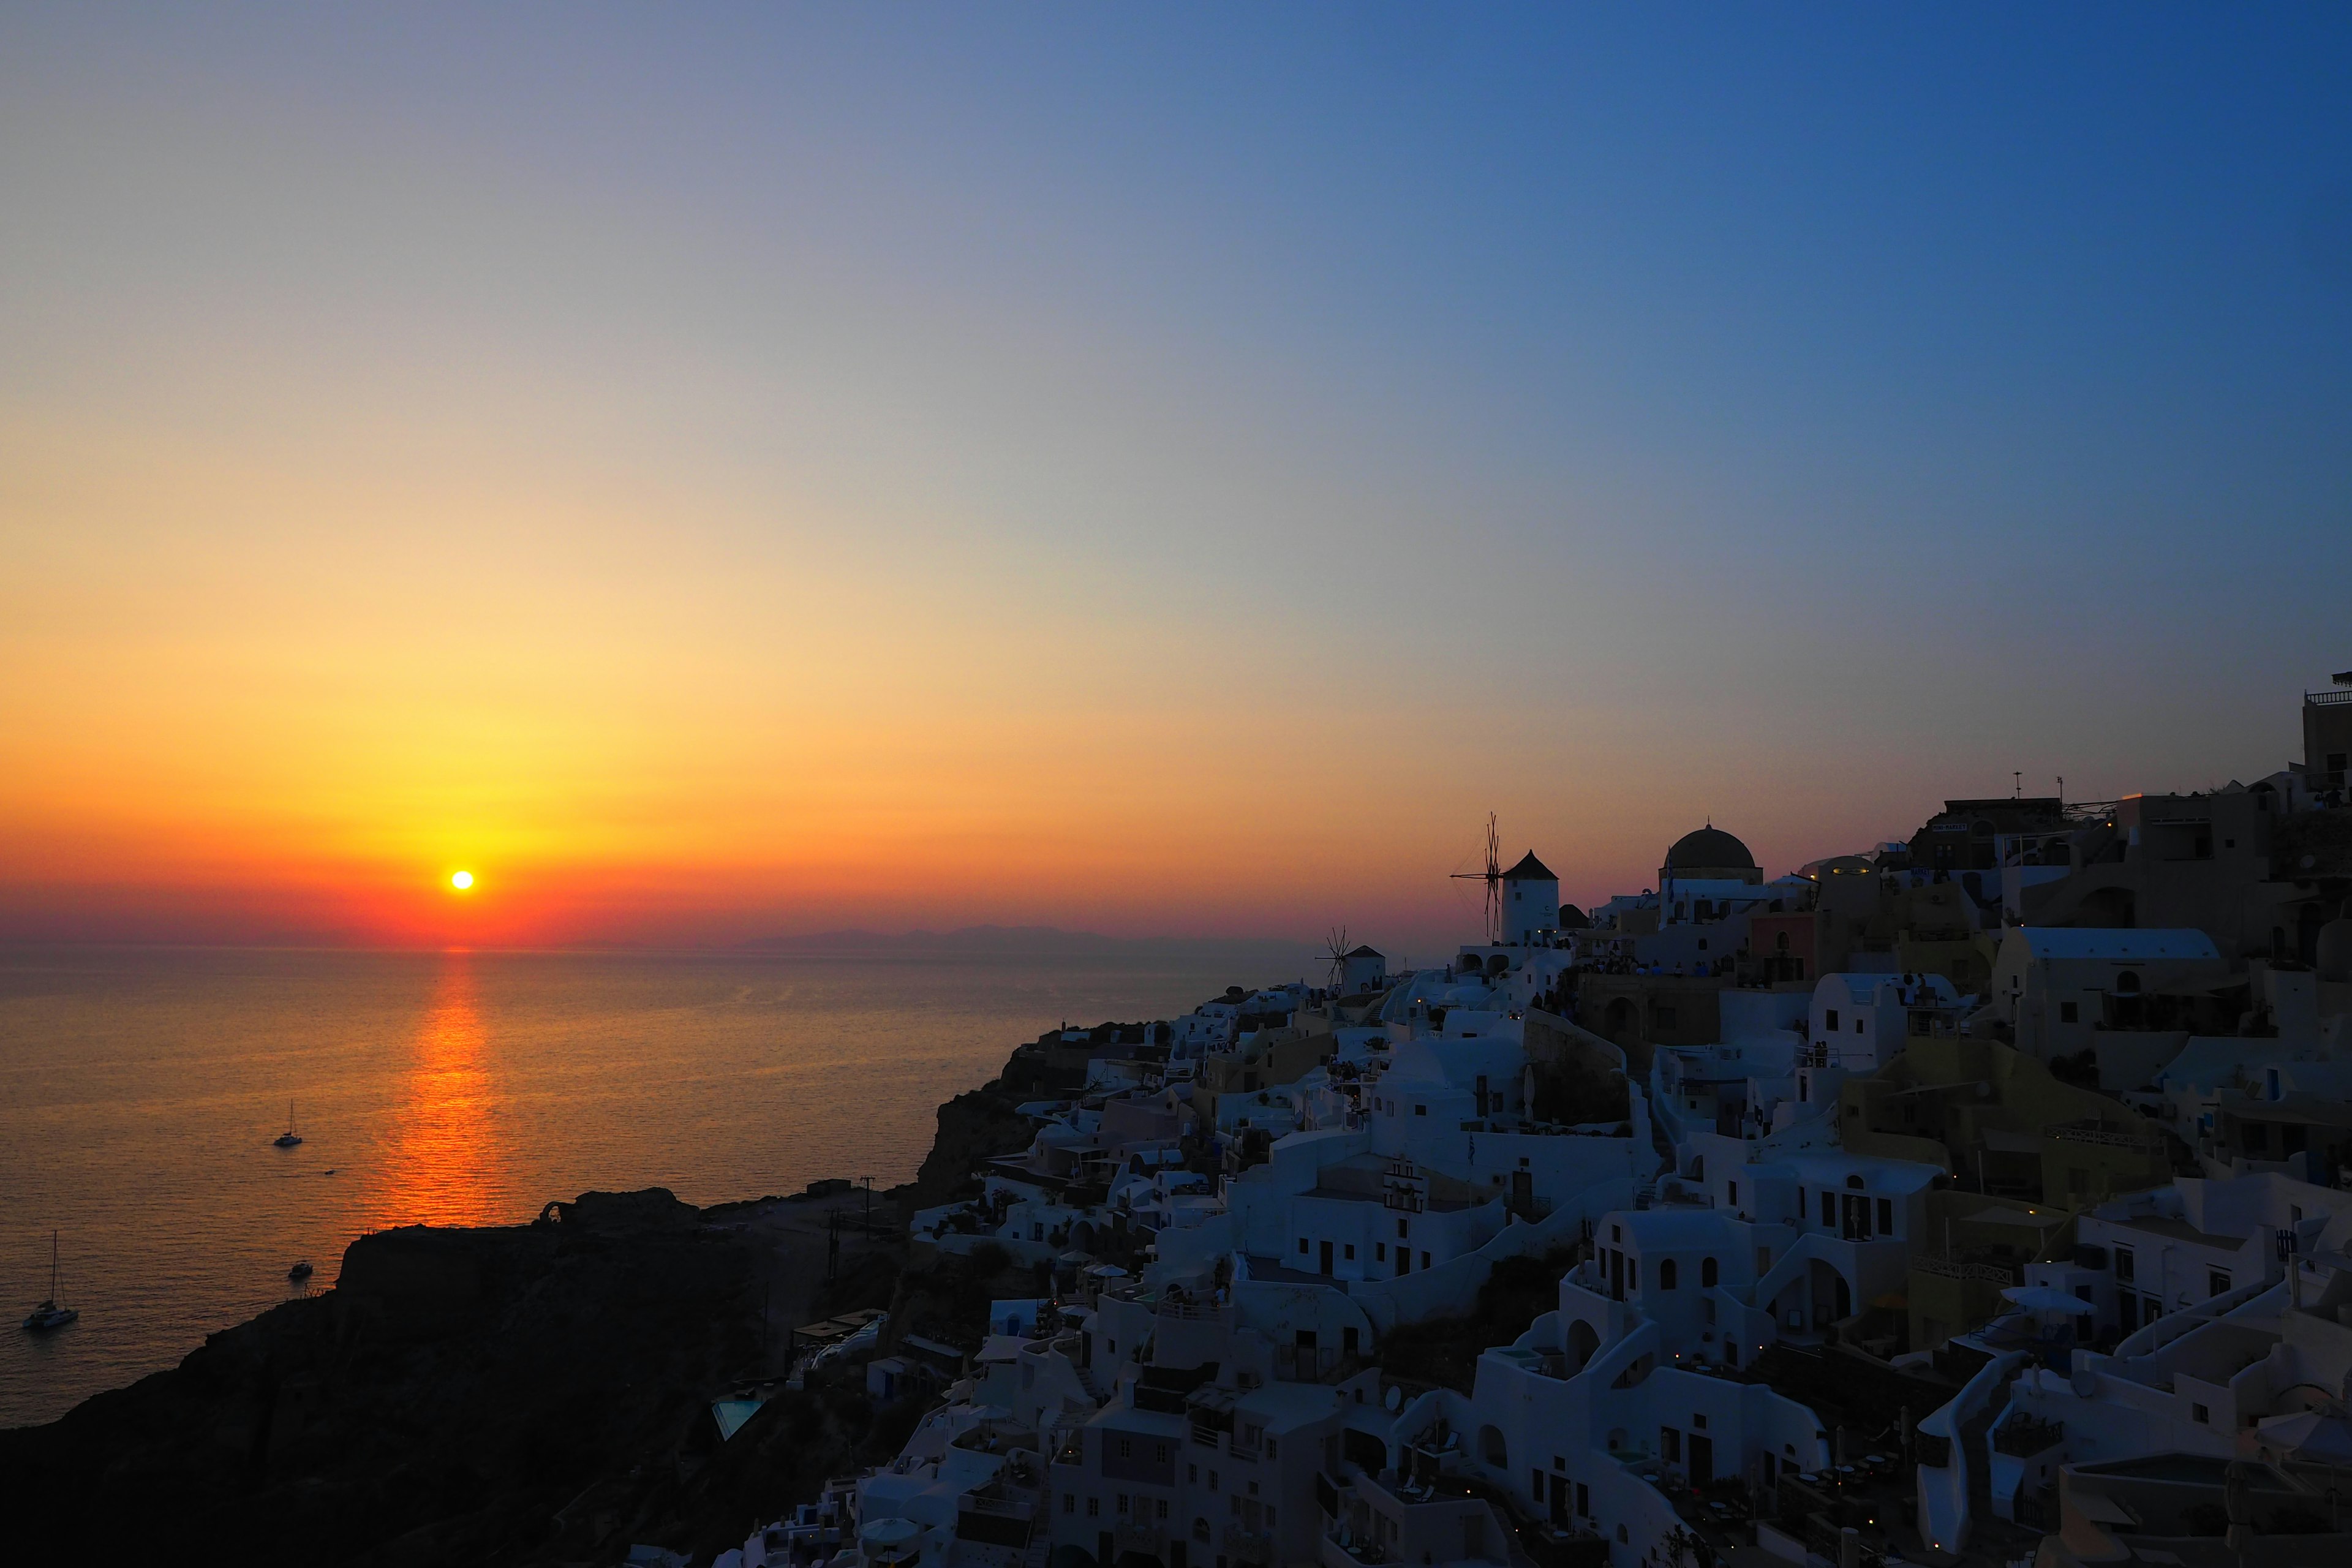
[274,1099,303,1149]
[23,1231,77,1332]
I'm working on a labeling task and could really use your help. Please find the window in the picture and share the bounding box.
[1120,1439,1133,1459]
[1661,1427,1681,1462]
[1877,1198,1893,1234]
[2060,1001,2078,1024]
[1611,1224,1622,1243]
[1692,1413,1706,1430]
[1297,1238,1308,1254]
[1344,1244,1355,1260]
[1265,1438,1277,1458]
[1376,1243,1386,1262]
[1659,1259,1678,1290]
[1825,1009,1839,1031]
[1727,1181,1739,1208]
[1118,1494,1129,1515]
[2193,1404,2210,1425]
[1821,1191,1834,1227]
[1208,1471,1220,1492]
[1188,1464,1199,1483]
[1579,1483,1591,1516]
[1156,1443,1170,1463]
[1415,1104,1427,1116]
[1702,1257,1718,1288]
[1422,1251,1431,1268]
[2209,1270,2231,1298]
[1398,1219,1409,1238]
[1065,1495,1075,1514]
[2116,1246,2135,1283]
[1854,1018,1865,1034]
[1157,1499,1170,1521]
[1088,1498,1100,1518]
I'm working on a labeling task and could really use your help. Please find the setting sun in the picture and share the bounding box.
[450,871,475,892]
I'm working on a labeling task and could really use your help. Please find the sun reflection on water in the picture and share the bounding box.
[368,954,509,1229]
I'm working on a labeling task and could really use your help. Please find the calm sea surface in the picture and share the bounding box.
[0,943,1267,1426]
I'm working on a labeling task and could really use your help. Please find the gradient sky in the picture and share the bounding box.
[3,5,2349,952]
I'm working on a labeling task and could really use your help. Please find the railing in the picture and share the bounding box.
[1914,1256,2015,1286]
[1156,1298,1223,1321]
[2045,1120,2160,1150]
[963,1490,1036,1518]
[1223,1525,1273,1559]
[2307,688,2352,706]
[1991,1415,2064,1458]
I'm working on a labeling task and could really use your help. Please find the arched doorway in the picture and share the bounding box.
[1567,1318,1601,1373]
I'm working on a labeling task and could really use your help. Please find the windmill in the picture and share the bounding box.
[1324,926,1351,992]
[1452,812,1502,944]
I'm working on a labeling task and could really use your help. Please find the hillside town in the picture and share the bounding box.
[715,678,2352,1568]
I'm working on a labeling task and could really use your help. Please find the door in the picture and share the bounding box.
[1549,1474,1569,1526]
[1320,1240,1333,1275]
[1689,1434,1714,1488]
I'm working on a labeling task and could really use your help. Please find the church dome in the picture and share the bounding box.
[1664,826,1756,873]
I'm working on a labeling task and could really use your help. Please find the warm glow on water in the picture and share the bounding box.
[0,943,1280,1425]
[366,957,508,1231]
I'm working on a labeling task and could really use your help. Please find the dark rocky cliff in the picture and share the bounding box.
[0,1188,889,1563]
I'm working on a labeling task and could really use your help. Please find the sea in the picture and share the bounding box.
[0,941,1289,1427]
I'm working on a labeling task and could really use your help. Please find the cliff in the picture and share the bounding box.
[0,1188,894,1563]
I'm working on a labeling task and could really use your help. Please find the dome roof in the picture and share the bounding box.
[1557,903,1591,931]
[1665,826,1756,872]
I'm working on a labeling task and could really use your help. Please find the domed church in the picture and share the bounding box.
[1660,825,1762,888]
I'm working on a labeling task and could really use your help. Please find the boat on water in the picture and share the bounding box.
[23,1231,78,1333]
[274,1098,303,1148]
[288,1260,314,1281]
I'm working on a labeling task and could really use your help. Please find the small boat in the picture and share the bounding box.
[23,1231,78,1333]
[274,1099,303,1149]
[288,1260,314,1282]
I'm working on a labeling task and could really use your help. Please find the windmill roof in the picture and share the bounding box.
[1502,851,1556,881]
[1343,945,1384,959]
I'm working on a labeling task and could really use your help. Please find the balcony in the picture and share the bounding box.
[1991,1414,2064,1458]
[1913,1254,2016,1286]
[1223,1524,1274,1563]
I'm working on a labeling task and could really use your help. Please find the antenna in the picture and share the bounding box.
[1450,813,1502,944]
[2056,775,2065,805]
[2013,771,2022,800]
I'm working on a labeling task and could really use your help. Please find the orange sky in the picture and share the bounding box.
[4,10,2337,954]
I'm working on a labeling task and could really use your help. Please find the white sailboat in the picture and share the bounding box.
[274,1099,303,1148]
[23,1231,78,1332]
